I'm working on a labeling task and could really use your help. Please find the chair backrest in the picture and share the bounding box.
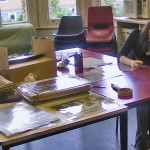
[86,6,115,42]
[55,16,84,36]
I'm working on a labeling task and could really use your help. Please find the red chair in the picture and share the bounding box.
[86,6,117,56]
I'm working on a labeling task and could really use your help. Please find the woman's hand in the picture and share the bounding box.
[131,60,143,68]
[119,56,143,68]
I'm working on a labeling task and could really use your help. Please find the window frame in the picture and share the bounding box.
[0,0,102,28]
[28,0,102,28]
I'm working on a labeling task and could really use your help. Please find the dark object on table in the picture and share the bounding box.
[8,53,44,64]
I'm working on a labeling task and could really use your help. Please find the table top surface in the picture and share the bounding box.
[57,48,150,108]
[0,94,127,146]
[0,48,128,146]
[1,47,149,145]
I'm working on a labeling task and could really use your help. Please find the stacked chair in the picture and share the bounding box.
[86,6,118,57]
[53,16,87,51]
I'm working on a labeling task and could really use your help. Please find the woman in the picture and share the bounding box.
[118,21,150,150]
[118,21,150,67]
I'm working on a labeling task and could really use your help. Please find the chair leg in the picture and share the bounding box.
[116,116,119,135]
[112,37,118,57]
[113,42,118,57]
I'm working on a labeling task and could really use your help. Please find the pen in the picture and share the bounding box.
[91,86,106,88]
[97,62,113,67]
[84,67,94,70]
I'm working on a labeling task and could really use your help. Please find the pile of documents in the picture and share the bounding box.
[18,75,91,105]
[0,75,14,102]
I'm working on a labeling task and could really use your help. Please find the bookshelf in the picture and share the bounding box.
[114,17,150,51]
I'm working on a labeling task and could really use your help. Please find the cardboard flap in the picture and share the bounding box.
[0,47,9,69]
[32,39,56,58]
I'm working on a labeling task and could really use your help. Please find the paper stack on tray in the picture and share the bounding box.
[18,75,91,105]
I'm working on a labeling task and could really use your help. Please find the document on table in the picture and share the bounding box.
[68,57,113,68]
[42,92,121,121]
[83,57,107,69]
[0,102,59,136]
[73,57,123,82]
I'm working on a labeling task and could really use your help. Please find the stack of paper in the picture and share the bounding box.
[18,75,91,105]
[0,75,14,102]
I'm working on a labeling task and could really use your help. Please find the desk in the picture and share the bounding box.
[92,66,150,108]
[0,98,127,150]
[57,48,150,149]
[59,48,150,108]
[0,48,128,150]
[114,17,150,51]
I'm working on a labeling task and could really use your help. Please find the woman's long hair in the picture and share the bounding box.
[138,21,150,54]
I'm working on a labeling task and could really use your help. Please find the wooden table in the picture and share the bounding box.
[57,48,150,108]
[57,48,150,150]
[92,67,150,108]
[0,48,128,150]
[0,98,127,150]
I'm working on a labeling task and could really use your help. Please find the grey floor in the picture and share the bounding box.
[1,108,137,150]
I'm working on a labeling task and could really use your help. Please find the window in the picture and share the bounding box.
[0,0,101,27]
[48,0,76,19]
[115,3,122,9]
[1,12,9,21]
[47,0,100,26]
[16,11,22,21]
[101,0,124,17]
[0,0,28,24]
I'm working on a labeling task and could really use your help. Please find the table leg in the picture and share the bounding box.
[120,111,128,150]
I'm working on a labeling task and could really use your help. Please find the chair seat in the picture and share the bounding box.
[87,46,113,55]
[53,30,85,37]
[86,31,115,42]
[87,38,118,57]
[54,34,85,42]
[54,39,87,51]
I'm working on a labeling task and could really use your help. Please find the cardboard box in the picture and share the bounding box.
[2,57,57,87]
[32,39,55,58]
[0,40,57,87]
